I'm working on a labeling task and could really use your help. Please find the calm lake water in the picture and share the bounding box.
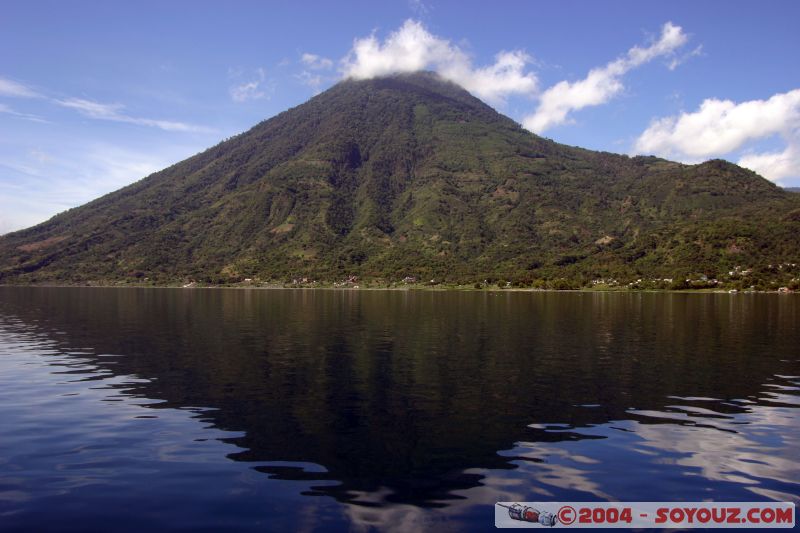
[0,287,798,531]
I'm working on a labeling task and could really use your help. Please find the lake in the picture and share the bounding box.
[0,287,798,531]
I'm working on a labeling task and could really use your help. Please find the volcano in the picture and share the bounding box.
[1,72,799,285]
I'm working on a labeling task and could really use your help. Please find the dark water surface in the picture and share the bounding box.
[0,287,798,531]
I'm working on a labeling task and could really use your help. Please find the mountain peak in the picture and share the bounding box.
[321,70,498,119]
[341,70,460,89]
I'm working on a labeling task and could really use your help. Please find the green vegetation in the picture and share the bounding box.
[1,72,799,290]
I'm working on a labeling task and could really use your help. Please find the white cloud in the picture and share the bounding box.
[668,44,703,71]
[0,77,40,98]
[0,75,211,132]
[633,88,800,184]
[56,98,125,119]
[738,143,800,185]
[523,22,689,133]
[634,89,800,158]
[0,141,203,233]
[298,55,335,93]
[126,116,210,132]
[341,19,537,104]
[229,68,268,103]
[440,50,537,103]
[55,97,211,132]
[296,71,325,94]
[0,103,48,123]
[301,53,333,70]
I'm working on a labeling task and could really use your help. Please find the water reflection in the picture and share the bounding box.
[0,288,798,531]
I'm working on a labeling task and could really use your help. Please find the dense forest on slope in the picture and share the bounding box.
[1,72,799,289]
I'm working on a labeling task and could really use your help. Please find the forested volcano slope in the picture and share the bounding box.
[2,72,799,286]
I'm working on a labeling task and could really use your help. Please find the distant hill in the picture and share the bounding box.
[1,72,799,287]
[785,187,800,193]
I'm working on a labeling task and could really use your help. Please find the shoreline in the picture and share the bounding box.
[0,283,795,295]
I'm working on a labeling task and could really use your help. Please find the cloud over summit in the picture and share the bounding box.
[341,20,537,104]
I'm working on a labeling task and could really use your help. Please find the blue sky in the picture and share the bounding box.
[2,1,799,234]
